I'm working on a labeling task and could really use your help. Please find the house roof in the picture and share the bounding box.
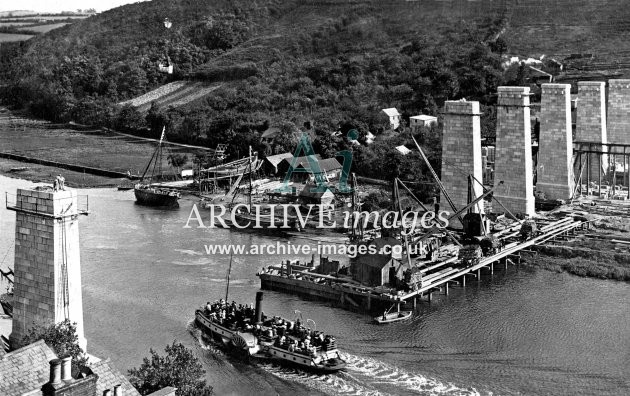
[410,115,437,121]
[287,156,342,172]
[353,237,402,269]
[91,358,141,396]
[265,152,293,167]
[395,145,411,155]
[0,339,58,396]
[382,108,401,117]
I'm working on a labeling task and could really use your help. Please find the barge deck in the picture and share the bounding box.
[258,216,589,312]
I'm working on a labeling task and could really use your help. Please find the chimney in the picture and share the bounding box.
[255,291,264,324]
[104,390,112,396]
[49,359,62,384]
[61,356,72,381]
[114,384,122,396]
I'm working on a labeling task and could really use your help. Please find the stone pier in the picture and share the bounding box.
[493,86,535,217]
[8,188,86,351]
[576,81,607,181]
[440,100,484,225]
[608,79,630,150]
[537,83,575,200]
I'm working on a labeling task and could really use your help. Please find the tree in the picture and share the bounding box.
[128,341,213,396]
[167,153,189,171]
[20,319,88,373]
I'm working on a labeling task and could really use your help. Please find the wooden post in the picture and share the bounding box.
[490,262,494,274]
[367,294,371,310]
[586,152,590,196]
[477,268,481,279]
[444,282,449,295]
[608,154,617,199]
[413,296,417,309]
[598,153,602,197]
[428,291,432,302]
[462,275,466,287]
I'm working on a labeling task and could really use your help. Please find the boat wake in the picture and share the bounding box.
[188,321,482,396]
[257,351,483,395]
[340,353,482,396]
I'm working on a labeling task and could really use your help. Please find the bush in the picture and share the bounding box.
[129,341,213,396]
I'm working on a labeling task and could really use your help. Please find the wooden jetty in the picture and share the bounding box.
[258,215,589,312]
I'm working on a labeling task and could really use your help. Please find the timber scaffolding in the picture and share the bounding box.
[258,216,589,312]
[573,141,630,199]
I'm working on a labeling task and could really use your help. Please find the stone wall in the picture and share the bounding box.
[576,81,607,182]
[440,100,484,226]
[607,79,630,150]
[493,86,535,217]
[537,83,575,200]
[10,189,86,351]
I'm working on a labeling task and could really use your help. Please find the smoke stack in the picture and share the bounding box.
[49,359,62,385]
[61,356,72,381]
[114,384,122,396]
[255,291,264,324]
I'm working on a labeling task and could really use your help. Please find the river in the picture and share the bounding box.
[0,175,629,395]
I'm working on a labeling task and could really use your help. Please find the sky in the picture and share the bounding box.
[0,0,148,13]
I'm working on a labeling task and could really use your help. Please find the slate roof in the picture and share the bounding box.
[148,386,177,396]
[287,155,342,172]
[0,339,57,396]
[90,358,141,396]
[265,152,293,167]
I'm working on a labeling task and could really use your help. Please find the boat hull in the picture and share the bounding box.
[195,309,345,373]
[374,311,413,324]
[134,186,179,207]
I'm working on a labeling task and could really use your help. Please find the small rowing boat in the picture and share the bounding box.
[374,310,412,324]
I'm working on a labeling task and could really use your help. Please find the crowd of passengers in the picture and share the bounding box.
[204,299,337,357]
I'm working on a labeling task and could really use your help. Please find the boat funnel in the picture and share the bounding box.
[255,291,264,324]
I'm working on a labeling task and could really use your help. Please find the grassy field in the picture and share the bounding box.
[0,22,33,26]
[0,109,204,183]
[16,23,68,33]
[523,208,630,281]
[0,158,126,188]
[0,32,33,42]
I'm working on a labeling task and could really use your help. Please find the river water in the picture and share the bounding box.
[1,175,629,395]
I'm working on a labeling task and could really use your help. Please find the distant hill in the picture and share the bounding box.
[2,0,630,181]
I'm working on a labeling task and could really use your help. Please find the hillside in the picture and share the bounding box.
[2,0,630,191]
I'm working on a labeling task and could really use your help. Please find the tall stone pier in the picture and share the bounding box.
[8,188,87,351]
[576,81,607,180]
[537,83,575,200]
[494,86,535,217]
[440,100,484,225]
[608,79,630,150]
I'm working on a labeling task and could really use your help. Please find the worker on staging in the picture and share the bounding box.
[57,174,66,191]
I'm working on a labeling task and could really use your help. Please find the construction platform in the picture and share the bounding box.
[258,215,589,312]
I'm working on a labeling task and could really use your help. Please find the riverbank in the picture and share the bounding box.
[0,107,200,186]
[523,203,630,281]
[0,157,127,188]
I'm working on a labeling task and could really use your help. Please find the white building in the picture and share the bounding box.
[410,114,438,130]
[382,108,402,130]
